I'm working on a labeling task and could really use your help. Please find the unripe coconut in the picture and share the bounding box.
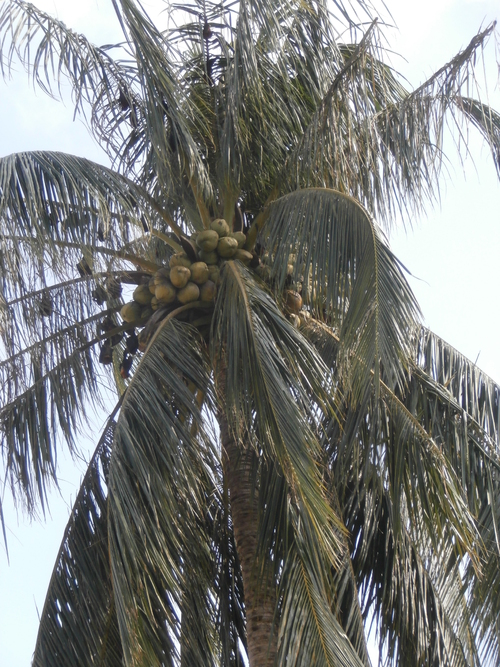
[231,231,246,248]
[233,249,253,265]
[196,230,219,252]
[170,265,191,288]
[210,218,230,237]
[289,313,301,328]
[155,281,177,304]
[133,284,154,305]
[154,267,170,285]
[285,290,303,315]
[170,252,192,269]
[121,301,143,323]
[200,280,217,302]
[198,249,219,264]
[208,265,220,283]
[177,281,200,304]
[190,261,210,284]
[150,296,159,311]
[148,276,157,294]
[217,236,238,258]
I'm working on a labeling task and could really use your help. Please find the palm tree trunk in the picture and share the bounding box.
[218,411,278,667]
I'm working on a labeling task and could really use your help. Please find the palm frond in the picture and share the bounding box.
[108,316,221,665]
[211,260,344,566]
[263,188,420,399]
[281,23,499,228]
[33,410,123,667]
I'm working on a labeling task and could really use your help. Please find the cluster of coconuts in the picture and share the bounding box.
[120,218,252,328]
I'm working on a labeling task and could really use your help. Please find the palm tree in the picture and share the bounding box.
[1,0,500,665]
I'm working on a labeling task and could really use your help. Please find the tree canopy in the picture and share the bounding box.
[1,1,500,665]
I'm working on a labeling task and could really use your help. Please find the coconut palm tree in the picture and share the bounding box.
[1,0,500,665]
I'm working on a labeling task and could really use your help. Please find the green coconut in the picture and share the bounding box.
[177,281,200,304]
[154,267,170,285]
[198,249,219,265]
[148,276,157,294]
[210,218,230,237]
[133,284,154,305]
[155,281,177,304]
[196,230,219,252]
[170,265,191,288]
[200,280,217,302]
[207,265,220,283]
[232,231,247,248]
[170,252,192,269]
[121,301,143,323]
[217,236,238,258]
[233,249,253,265]
[190,261,210,284]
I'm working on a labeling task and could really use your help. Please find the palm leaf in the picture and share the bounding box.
[263,188,420,399]
[108,316,221,665]
[33,409,123,667]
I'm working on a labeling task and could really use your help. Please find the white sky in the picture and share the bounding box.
[0,0,499,665]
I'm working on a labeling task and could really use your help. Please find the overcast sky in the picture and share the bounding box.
[0,1,499,665]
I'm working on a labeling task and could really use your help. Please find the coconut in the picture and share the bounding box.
[121,301,143,323]
[154,267,170,285]
[170,265,191,288]
[148,276,157,294]
[140,306,154,321]
[217,236,238,258]
[207,265,220,283]
[133,284,154,305]
[200,280,217,302]
[210,218,230,237]
[169,252,192,269]
[177,281,200,304]
[190,261,210,284]
[285,290,303,314]
[198,249,219,264]
[150,296,159,311]
[232,231,246,248]
[196,229,219,252]
[289,313,301,328]
[155,281,177,304]
[233,249,253,265]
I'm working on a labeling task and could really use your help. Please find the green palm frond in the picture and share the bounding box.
[211,260,344,560]
[33,410,123,667]
[108,316,220,665]
[263,188,420,398]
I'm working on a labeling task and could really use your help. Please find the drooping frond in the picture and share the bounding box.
[263,188,420,399]
[281,22,500,228]
[33,411,123,667]
[211,260,344,565]
[108,316,220,666]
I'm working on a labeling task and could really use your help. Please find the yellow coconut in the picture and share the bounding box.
[232,231,246,248]
[198,249,219,265]
[207,265,220,283]
[169,252,192,269]
[121,301,143,323]
[234,249,253,265]
[170,265,191,288]
[285,290,303,314]
[210,218,230,237]
[217,236,238,258]
[155,281,177,304]
[154,267,170,285]
[196,230,219,252]
[200,280,217,302]
[133,284,154,305]
[177,281,200,304]
[189,261,210,284]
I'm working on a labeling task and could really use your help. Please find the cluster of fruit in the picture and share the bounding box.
[119,218,252,327]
